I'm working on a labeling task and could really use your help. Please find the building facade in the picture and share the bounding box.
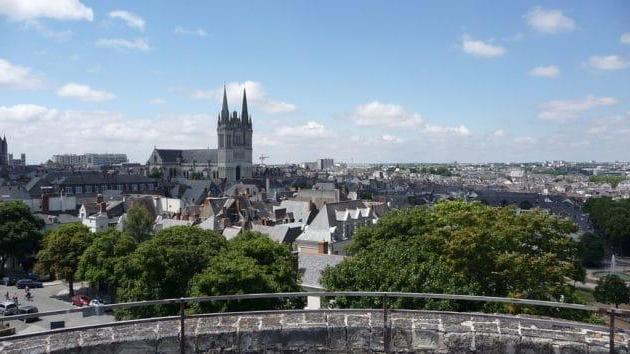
[52,153,128,167]
[146,87,253,181]
[0,136,7,169]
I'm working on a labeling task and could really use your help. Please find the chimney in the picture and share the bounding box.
[99,201,107,213]
[96,193,104,203]
[317,241,328,254]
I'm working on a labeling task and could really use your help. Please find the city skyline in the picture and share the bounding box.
[1,0,629,164]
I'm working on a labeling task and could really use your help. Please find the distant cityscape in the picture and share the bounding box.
[1,87,628,246]
[1,0,630,348]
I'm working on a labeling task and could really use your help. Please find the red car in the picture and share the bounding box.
[71,295,90,307]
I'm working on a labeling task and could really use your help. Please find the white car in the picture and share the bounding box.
[88,299,103,306]
[0,301,18,316]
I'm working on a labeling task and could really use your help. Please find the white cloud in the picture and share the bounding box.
[0,0,93,21]
[523,7,575,34]
[514,136,536,144]
[0,104,58,122]
[192,81,297,114]
[621,33,630,44]
[493,129,505,137]
[351,101,471,138]
[57,82,115,102]
[460,34,505,58]
[277,121,333,138]
[109,10,145,31]
[529,65,559,78]
[174,26,207,37]
[22,20,72,41]
[587,113,630,136]
[254,121,336,151]
[0,104,217,163]
[149,98,165,105]
[380,134,403,143]
[538,95,617,121]
[0,58,42,89]
[95,38,150,51]
[351,101,423,127]
[423,124,472,137]
[586,55,629,71]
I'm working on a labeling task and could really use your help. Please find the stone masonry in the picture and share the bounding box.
[0,309,626,353]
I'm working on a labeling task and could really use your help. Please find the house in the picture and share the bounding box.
[295,200,380,255]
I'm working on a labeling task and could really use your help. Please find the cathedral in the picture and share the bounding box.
[0,135,8,169]
[147,87,253,181]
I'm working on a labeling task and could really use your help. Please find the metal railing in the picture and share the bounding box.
[0,291,625,353]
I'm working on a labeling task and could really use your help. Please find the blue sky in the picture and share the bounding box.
[0,0,629,163]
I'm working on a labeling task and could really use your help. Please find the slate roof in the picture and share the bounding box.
[222,226,242,240]
[274,200,315,224]
[0,185,30,200]
[154,149,217,164]
[251,223,303,244]
[298,252,345,289]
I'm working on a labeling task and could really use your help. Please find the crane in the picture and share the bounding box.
[259,154,270,165]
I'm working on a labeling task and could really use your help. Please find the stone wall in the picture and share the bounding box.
[0,309,625,353]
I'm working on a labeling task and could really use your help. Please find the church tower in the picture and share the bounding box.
[0,135,8,168]
[217,87,253,181]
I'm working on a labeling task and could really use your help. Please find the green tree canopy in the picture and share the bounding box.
[123,204,154,242]
[35,223,93,296]
[578,232,605,267]
[76,229,136,301]
[583,198,630,253]
[117,226,226,317]
[323,201,588,320]
[0,201,44,273]
[594,274,630,308]
[189,231,302,312]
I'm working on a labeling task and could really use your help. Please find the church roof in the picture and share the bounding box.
[154,149,217,164]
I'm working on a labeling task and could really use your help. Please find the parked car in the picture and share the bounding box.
[89,299,103,306]
[17,305,39,323]
[72,295,90,307]
[1,276,18,286]
[16,279,43,289]
[0,301,18,316]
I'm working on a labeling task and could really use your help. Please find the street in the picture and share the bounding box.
[0,281,115,335]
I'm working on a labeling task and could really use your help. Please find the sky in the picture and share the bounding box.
[0,0,629,164]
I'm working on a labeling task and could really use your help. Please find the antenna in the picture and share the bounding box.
[259,154,269,165]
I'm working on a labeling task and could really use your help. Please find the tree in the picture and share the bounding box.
[35,223,93,297]
[594,275,630,308]
[76,229,136,301]
[148,168,163,179]
[583,198,630,254]
[116,226,226,318]
[123,204,154,242]
[323,201,588,320]
[0,201,44,273]
[189,231,302,313]
[578,232,605,267]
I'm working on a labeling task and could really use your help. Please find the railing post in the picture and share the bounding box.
[179,298,186,354]
[610,309,615,354]
[383,294,390,353]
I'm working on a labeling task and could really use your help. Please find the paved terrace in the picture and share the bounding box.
[1,309,625,353]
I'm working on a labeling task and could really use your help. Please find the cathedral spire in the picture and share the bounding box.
[241,88,249,125]
[221,85,229,121]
